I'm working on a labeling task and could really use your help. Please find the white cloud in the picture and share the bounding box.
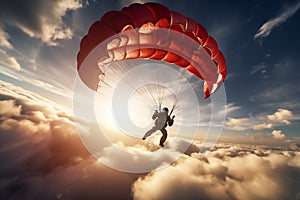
[0,66,73,98]
[0,80,89,176]
[0,29,13,49]
[225,108,295,132]
[193,103,240,128]
[0,80,70,114]
[1,80,299,200]
[223,103,241,115]
[0,0,83,46]
[99,137,193,173]
[0,80,139,200]
[0,99,21,117]
[0,70,20,80]
[254,1,300,40]
[267,108,293,124]
[119,0,145,8]
[253,123,273,130]
[132,144,300,200]
[31,78,54,89]
[225,117,250,131]
[0,49,21,70]
[272,130,286,140]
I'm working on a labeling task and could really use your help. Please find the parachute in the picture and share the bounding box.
[77,2,227,98]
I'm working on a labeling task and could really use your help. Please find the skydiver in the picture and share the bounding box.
[142,104,175,147]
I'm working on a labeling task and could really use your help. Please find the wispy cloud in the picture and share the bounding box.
[250,62,268,75]
[0,49,21,71]
[225,117,251,131]
[0,29,13,49]
[254,1,300,41]
[250,62,269,81]
[0,68,72,99]
[118,0,145,8]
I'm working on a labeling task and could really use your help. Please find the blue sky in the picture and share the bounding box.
[0,0,299,141]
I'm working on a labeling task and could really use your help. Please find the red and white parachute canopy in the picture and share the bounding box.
[77,2,227,98]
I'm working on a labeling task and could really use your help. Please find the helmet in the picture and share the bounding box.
[163,107,169,112]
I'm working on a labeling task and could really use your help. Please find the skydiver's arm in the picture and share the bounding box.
[152,110,158,120]
[158,103,161,112]
[169,108,174,116]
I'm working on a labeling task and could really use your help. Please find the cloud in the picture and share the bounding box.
[250,63,269,80]
[0,81,88,173]
[250,83,300,116]
[0,69,21,80]
[246,132,269,140]
[252,123,272,130]
[99,137,193,173]
[0,48,21,70]
[250,83,292,102]
[189,103,240,128]
[225,108,295,133]
[0,99,21,117]
[0,66,73,98]
[0,80,136,199]
[0,0,83,46]
[0,80,69,110]
[30,79,54,89]
[223,103,241,115]
[0,29,13,49]
[271,130,286,140]
[251,63,267,74]
[225,117,250,131]
[267,108,293,124]
[1,81,299,200]
[132,143,300,200]
[119,0,145,8]
[254,1,300,41]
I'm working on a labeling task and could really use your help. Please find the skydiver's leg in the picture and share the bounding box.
[159,128,168,147]
[143,126,158,140]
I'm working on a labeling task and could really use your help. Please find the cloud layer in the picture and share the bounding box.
[1,80,299,200]
[0,80,135,200]
[132,143,300,200]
